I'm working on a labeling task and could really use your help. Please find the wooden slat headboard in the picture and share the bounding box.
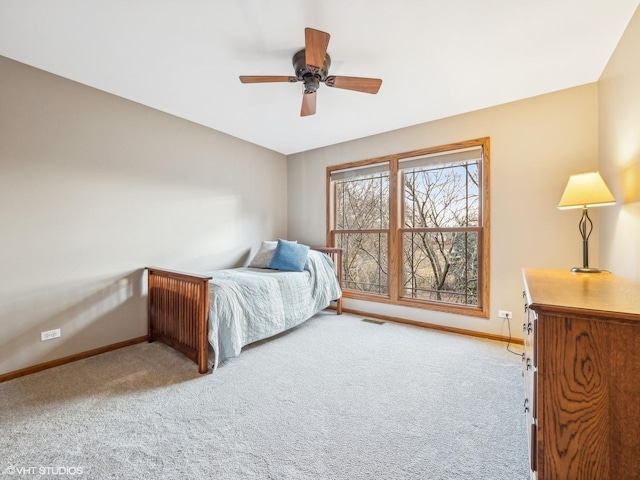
[310,247,343,314]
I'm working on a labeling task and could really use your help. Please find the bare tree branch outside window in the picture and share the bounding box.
[402,161,479,305]
[334,172,389,294]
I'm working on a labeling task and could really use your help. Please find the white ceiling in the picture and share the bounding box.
[1,1,638,155]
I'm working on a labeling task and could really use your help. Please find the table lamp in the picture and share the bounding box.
[557,171,615,273]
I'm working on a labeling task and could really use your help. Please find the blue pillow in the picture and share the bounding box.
[268,239,310,272]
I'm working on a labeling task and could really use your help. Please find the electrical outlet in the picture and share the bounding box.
[41,328,61,341]
[498,310,512,319]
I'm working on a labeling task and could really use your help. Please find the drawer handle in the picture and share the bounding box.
[526,358,532,370]
[524,398,529,413]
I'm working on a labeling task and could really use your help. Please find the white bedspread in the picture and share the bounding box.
[205,250,341,368]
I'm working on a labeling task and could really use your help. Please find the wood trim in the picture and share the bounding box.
[326,167,332,247]
[146,266,213,282]
[388,158,400,302]
[342,289,487,318]
[0,336,147,383]
[327,155,395,175]
[480,137,491,318]
[399,226,484,233]
[396,138,488,161]
[397,296,489,318]
[343,307,523,345]
[329,228,389,235]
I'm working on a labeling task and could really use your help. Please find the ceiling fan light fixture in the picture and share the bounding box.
[303,75,320,93]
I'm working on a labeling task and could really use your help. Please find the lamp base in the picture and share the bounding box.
[571,267,602,273]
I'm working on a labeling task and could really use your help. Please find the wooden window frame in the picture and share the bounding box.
[326,138,490,318]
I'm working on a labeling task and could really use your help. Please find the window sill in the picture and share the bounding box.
[343,290,489,318]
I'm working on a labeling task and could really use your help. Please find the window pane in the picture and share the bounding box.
[335,172,389,230]
[403,162,479,228]
[335,232,388,295]
[402,231,478,306]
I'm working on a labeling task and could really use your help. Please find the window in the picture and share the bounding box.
[332,163,390,294]
[327,138,489,317]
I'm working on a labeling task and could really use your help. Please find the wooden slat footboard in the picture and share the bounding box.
[147,267,212,374]
[146,246,343,374]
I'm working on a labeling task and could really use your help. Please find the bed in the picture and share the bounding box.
[146,245,342,373]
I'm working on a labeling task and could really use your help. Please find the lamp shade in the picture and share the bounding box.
[557,171,616,210]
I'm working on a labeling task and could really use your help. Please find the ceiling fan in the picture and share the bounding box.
[239,28,382,117]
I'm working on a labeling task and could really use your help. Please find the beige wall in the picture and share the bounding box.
[599,6,640,281]
[0,56,287,375]
[288,85,599,340]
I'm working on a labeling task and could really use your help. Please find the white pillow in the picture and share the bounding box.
[248,241,277,268]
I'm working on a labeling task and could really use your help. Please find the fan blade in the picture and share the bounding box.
[325,76,382,94]
[304,28,330,70]
[300,92,317,117]
[239,76,298,83]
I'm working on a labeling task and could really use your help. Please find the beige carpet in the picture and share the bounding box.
[1,312,527,479]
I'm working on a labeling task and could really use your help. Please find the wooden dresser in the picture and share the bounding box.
[522,268,640,480]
